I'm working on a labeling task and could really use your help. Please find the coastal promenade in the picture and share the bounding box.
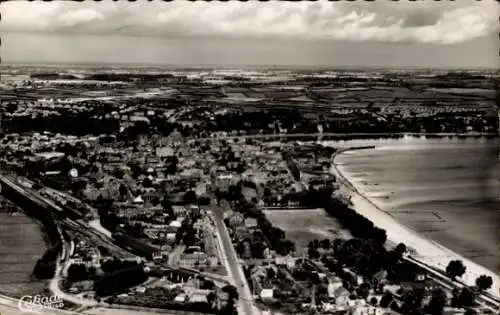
[330,146,500,304]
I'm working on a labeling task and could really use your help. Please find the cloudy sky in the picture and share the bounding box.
[1,1,499,68]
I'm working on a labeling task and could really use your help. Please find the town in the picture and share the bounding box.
[0,66,498,315]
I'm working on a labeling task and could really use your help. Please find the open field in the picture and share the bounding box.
[263,209,351,252]
[0,203,47,298]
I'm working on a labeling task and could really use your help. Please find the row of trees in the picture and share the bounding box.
[67,263,96,282]
[94,265,148,297]
[446,260,493,291]
[5,112,120,136]
[324,198,387,244]
[256,214,296,256]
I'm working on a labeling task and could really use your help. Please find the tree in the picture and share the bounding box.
[94,265,147,297]
[207,291,216,307]
[267,268,276,279]
[463,309,477,315]
[319,238,331,249]
[161,196,174,217]
[379,292,393,308]
[143,177,153,188]
[198,196,210,206]
[33,260,56,279]
[424,288,447,315]
[201,279,215,290]
[475,275,493,291]
[308,247,320,260]
[395,242,407,255]
[357,283,371,300]
[222,284,239,301]
[183,190,197,204]
[67,264,89,282]
[446,260,466,280]
[119,184,128,197]
[457,288,476,308]
[332,238,343,252]
[400,288,426,315]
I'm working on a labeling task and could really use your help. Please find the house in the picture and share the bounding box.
[372,269,388,292]
[251,266,268,279]
[343,268,364,286]
[166,232,177,242]
[169,220,182,228]
[333,287,351,307]
[260,288,274,300]
[152,251,168,262]
[228,212,245,228]
[133,195,144,204]
[156,146,174,157]
[135,286,146,293]
[189,292,208,303]
[174,294,186,303]
[328,281,343,299]
[414,271,427,282]
[372,270,387,285]
[320,302,336,313]
[244,218,258,229]
[216,291,230,308]
[275,255,295,269]
[347,299,366,308]
[180,252,208,268]
[172,205,187,216]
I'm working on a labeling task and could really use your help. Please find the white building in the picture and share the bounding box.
[260,288,274,300]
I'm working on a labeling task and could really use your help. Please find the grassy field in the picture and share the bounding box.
[263,208,351,252]
[0,202,48,298]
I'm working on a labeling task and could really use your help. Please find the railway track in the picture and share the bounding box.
[405,256,500,310]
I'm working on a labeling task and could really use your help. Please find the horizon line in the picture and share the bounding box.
[1,61,498,72]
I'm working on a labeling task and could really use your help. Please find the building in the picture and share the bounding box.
[260,288,274,300]
[333,287,350,307]
[275,255,295,269]
[228,212,245,229]
[152,251,168,262]
[244,218,258,229]
[172,205,187,216]
[169,220,182,228]
[179,252,208,268]
[372,269,388,291]
[156,146,174,158]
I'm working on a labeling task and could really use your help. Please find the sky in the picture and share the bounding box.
[1,1,499,68]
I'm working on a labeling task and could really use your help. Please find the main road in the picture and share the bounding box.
[211,203,260,315]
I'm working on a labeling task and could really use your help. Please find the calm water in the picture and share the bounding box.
[333,137,500,274]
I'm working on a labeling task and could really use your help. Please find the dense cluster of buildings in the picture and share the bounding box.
[0,67,497,315]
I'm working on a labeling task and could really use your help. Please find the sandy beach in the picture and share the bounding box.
[331,148,500,299]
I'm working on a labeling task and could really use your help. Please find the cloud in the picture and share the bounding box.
[58,8,104,27]
[1,1,498,44]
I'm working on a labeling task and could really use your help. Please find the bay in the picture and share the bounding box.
[333,137,500,274]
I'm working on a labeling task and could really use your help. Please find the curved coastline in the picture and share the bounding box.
[330,147,500,299]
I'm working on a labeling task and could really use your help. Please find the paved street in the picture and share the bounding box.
[211,205,260,315]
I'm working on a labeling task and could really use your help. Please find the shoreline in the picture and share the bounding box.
[330,147,500,299]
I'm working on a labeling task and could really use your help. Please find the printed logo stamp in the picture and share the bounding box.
[18,295,64,314]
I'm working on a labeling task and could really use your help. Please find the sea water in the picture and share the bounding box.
[333,137,500,274]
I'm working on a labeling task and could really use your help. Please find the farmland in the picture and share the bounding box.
[0,198,47,298]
